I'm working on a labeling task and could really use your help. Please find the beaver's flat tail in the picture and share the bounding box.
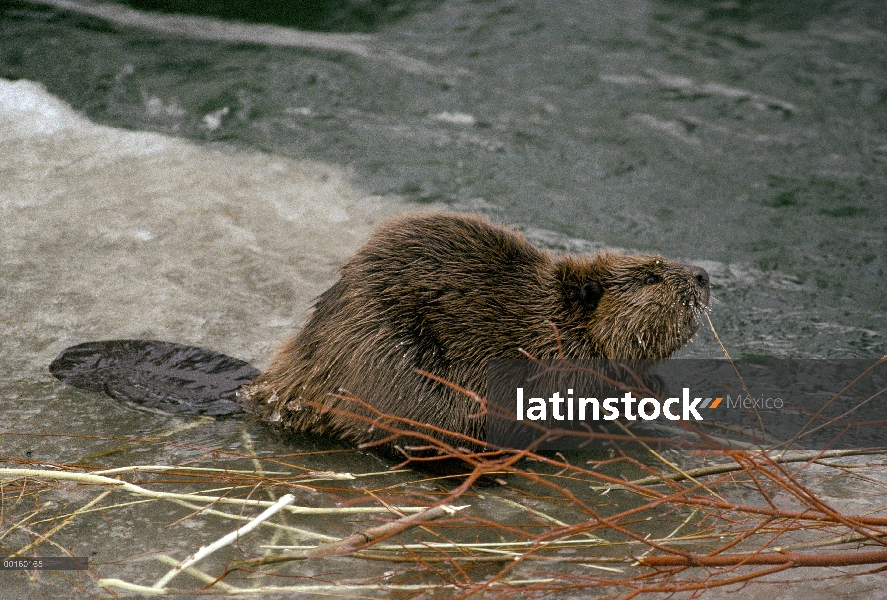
[49,340,259,417]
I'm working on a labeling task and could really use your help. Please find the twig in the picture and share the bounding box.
[592,447,887,490]
[152,555,237,592]
[705,312,766,435]
[9,488,114,557]
[151,493,295,589]
[237,504,467,566]
[0,468,429,515]
[610,419,727,502]
[96,578,558,596]
[640,547,887,567]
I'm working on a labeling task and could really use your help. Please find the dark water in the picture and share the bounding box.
[115,0,447,32]
[1,0,886,596]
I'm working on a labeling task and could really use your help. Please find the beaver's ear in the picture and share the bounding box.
[580,281,604,311]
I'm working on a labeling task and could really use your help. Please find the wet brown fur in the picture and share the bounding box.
[241,212,710,451]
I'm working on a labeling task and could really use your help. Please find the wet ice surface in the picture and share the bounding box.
[1,0,886,596]
[1,77,406,359]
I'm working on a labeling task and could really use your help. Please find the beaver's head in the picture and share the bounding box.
[554,252,710,360]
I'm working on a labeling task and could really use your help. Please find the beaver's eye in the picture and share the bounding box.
[644,275,660,285]
[580,281,604,311]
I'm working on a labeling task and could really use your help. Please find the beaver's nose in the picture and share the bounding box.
[691,266,710,289]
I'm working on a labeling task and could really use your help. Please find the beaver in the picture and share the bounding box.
[240,212,710,454]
